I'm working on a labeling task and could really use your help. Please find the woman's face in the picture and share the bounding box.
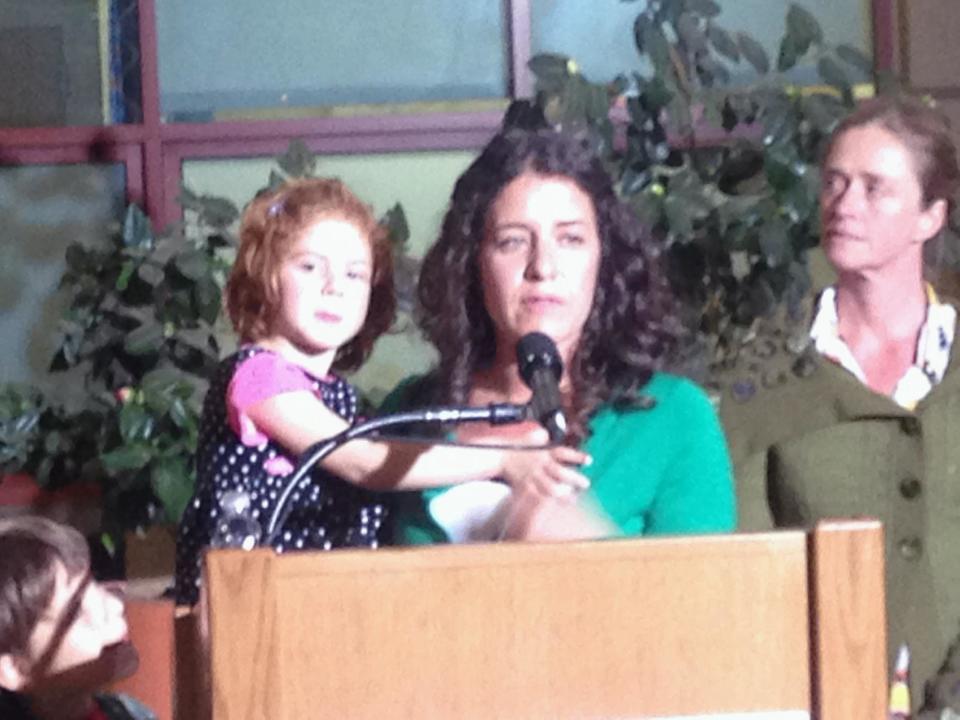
[820,122,945,277]
[478,172,601,362]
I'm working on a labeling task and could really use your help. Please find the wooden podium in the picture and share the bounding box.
[198,520,886,719]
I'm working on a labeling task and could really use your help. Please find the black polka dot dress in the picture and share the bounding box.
[174,346,390,605]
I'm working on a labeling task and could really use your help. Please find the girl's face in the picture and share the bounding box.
[478,172,601,363]
[272,217,373,358]
[820,122,946,276]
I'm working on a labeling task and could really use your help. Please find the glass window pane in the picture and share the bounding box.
[157,2,508,122]
[182,150,476,400]
[0,0,141,127]
[531,0,873,85]
[1,164,127,395]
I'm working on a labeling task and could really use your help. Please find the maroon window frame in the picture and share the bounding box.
[0,0,896,230]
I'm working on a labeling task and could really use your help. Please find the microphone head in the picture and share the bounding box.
[516,332,563,388]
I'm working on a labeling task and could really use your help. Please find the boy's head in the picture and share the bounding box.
[226,177,397,372]
[0,516,136,695]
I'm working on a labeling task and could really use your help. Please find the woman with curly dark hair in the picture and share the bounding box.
[384,129,735,543]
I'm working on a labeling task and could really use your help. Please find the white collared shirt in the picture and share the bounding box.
[810,284,956,410]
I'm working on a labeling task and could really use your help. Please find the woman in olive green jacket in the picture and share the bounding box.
[722,95,960,716]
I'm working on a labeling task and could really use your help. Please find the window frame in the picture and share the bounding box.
[0,0,895,229]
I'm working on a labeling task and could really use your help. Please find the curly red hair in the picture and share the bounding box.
[226,177,396,372]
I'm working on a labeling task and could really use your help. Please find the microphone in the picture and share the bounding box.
[516,332,567,443]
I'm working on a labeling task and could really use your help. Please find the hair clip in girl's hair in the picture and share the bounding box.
[268,199,284,218]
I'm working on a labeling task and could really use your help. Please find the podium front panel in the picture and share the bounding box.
[205,532,817,719]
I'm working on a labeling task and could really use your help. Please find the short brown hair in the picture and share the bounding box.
[826,94,960,212]
[0,516,89,655]
[225,177,396,372]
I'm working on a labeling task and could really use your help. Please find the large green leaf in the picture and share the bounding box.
[193,278,221,325]
[151,457,193,523]
[529,53,571,94]
[267,170,286,191]
[168,397,194,430]
[707,24,740,63]
[10,410,40,438]
[779,169,817,225]
[276,139,317,178]
[657,0,684,26]
[644,25,674,80]
[123,322,164,356]
[559,75,592,127]
[178,186,203,213]
[172,327,216,355]
[684,0,721,18]
[777,35,800,72]
[122,205,154,250]
[198,196,239,229]
[381,203,410,250]
[529,53,569,79]
[174,249,210,281]
[817,56,851,95]
[136,261,165,287]
[760,98,799,149]
[101,444,153,473]
[621,166,653,197]
[737,33,769,74]
[141,367,186,395]
[141,385,173,416]
[119,403,155,443]
[676,12,707,53]
[786,3,823,52]
[765,152,801,192]
[633,13,651,55]
[836,44,873,76]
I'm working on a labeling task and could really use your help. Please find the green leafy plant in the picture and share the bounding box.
[512,0,886,389]
[0,199,230,547]
[0,385,87,481]
[0,140,409,553]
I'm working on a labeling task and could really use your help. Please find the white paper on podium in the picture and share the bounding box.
[427,480,513,543]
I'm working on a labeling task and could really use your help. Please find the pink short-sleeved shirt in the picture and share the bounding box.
[174,346,389,605]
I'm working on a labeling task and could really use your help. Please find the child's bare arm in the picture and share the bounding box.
[244,390,590,495]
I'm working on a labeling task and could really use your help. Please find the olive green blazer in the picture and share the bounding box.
[721,328,960,709]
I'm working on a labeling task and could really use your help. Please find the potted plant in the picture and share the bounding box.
[509,1,959,394]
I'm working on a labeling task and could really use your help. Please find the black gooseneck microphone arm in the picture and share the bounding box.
[262,402,526,545]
